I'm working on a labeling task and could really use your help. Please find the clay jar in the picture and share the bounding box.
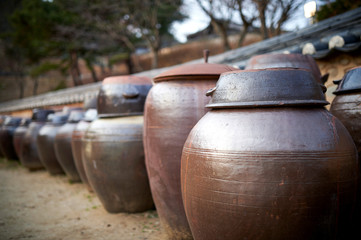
[13,118,31,160]
[181,68,359,240]
[71,109,97,191]
[37,113,69,175]
[82,75,153,213]
[21,109,54,170]
[0,116,22,160]
[245,53,328,85]
[54,110,85,182]
[143,53,237,239]
[330,66,361,160]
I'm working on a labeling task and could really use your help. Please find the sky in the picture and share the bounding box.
[171,0,312,43]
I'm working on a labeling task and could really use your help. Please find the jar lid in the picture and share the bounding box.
[52,113,69,125]
[3,116,22,127]
[333,66,361,95]
[67,110,85,123]
[206,68,329,108]
[20,118,31,127]
[97,75,152,118]
[245,53,328,86]
[153,50,237,82]
[83,109,98,122]
[32,109,55,122]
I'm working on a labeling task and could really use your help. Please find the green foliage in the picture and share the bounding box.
[53,80,67,91]
[29,62,61,78]
[315,0,361,22]
[108,53,130,66]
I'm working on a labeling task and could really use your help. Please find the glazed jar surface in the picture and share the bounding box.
[37,119,66,175]
[54,119,83,182]
[21,122,47,170]
[72,120,93,191]
[181,69,359,240]
[144,56,237,239]
[0,117,22,160]
[82,116,154,213]
[13,119,31,160]
[21,109,54,170]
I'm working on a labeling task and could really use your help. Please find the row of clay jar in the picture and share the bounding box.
[1,52,360,240]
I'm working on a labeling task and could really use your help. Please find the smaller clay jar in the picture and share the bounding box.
[37,113,69,175]
[245,53,328,86]
[54,110,85,182]
[83,75,154,213]
[0,116,5,158]
[331,66,361,158]
[0,116,22,160]
[71,109,97,191]
[13,118,31,159]
[21,109,54,170]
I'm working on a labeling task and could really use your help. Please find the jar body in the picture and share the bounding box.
[13,126,28,159]
[330,93,361,159]
[144,79,216,239]
[83,116,154,213]
[54,123,81,182]
[0,126,19,160]
[71,120,92,191]
[181,108,359,240]
[37,124,65,175]
[21,122,45,170]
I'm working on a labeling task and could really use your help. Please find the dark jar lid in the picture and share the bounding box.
[51,113,69,125]
[83,109,98,122]
[19,118,31,127]
[153,50,237,82]
[97,75,152,118]
[245,53,328,86]
[3,116,22,127]
[333,66,361,95]
[67,110,85,123]
[206,68,329,109]
[32,109,55,122]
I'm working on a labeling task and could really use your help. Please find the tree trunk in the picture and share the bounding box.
[70,51,82,86]
[211,19,231,51]
[85,58,99,82]
[257,0,269,39]
[125,53,134,74]
[150,48,159,69]
[16,75,25,99]
[238,23,250,47]
[32,77,38,96]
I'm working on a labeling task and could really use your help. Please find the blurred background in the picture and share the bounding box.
[0,0,360,102]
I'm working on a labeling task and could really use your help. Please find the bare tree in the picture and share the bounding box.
[234,0,257,46]
[253,0,304,39]
[195,0,234,51]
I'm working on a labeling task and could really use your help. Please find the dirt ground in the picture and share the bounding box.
[0,158,167,240]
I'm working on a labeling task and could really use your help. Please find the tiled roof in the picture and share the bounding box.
[1,7,361,113]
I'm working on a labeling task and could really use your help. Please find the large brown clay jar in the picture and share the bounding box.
[37,113,69,175]
[181,68,359,240]
[0,116,22,160]
[21,109,54,170]
[13,118,31,160]
[143,54,237,239]
[83,75,153,213]
[71,109,97,192]
[54,110,84,182]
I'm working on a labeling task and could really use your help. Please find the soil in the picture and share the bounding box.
[0,158,167,240]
